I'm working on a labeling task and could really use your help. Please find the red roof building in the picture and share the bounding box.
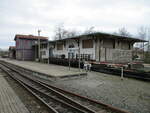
[14,34,48,60]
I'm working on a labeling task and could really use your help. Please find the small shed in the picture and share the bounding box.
[9,46,16,59]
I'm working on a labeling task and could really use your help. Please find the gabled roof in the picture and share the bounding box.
[14,34,48,40]
[54,32,147,42]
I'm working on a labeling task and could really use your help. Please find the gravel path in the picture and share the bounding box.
[50,71,150,113]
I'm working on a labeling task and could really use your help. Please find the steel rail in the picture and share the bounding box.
[10,71,87,113]
[0,61,131,113]
[0,64,58,113]
[0,64,86,113]
[0,62,96,113]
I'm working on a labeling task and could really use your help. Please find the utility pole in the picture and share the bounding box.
[38,30,41,62]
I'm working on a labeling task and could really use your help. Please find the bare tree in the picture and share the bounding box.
[138,26,147,40]
[112,27,131,37]
[136,26,150,61]
[118,27,131,37]
[65,30,79,38]
[83,26,95,34]
[53,23,79,40]
[54,23,66,40]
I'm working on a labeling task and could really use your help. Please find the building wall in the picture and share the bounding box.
[49,36,134,63]
[16,49,34,60]
[80,37,95,60]
[16,38,36,49]
[53,37,95,60]
[94,38,133,62]
[15,38,37,60]
[40,48,49,59]
[100,48,132,63]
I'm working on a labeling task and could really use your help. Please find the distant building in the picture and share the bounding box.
[37,32,147,63]
[9,46,16,59]
[14,34,48,60]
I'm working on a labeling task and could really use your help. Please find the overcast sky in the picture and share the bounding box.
[0,0,150,49]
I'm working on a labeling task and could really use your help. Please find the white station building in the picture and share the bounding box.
[37,32,146,63]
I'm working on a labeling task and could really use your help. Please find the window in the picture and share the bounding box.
[103,39,114,48]
[82,39,93,48]
[57,43,63,50]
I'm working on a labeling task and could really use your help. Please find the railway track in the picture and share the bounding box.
[0,61,131,113]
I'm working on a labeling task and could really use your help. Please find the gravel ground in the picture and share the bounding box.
[1,64,149,113]
[49,71,150,113]
[0,69,50,113]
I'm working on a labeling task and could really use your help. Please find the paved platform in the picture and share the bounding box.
[0,73,29,113]
[0,58,87,78]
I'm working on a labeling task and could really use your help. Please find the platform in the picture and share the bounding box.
[0,73,29,113]
[0,58,87,78]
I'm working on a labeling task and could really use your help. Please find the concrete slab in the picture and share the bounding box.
[0,58,87,78]
[0,73,30,113]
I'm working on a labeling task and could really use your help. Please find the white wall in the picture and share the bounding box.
[52,37,95,60]
[80,37,95,60]
[49,37,134,63]
[40,48,49,59]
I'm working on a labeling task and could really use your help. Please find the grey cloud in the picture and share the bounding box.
[0,0,150,49]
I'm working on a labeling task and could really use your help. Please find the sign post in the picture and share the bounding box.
[68,48,79,71]
[68,53,71,70]
[121,67,124,80]
[78,47,81,72]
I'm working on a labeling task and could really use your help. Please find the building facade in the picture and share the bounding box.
[15,34,48,60]
[48,32,146,63]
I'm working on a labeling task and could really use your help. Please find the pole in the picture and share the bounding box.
[38,30,41,62]
[23,40,24,61]
[69,53,70,70]
[143,42,144,60]
[148,41,150,52]
[121,67,123,80]
[35,42,36,61]
[47,41,49,64]
[78,40,81,72]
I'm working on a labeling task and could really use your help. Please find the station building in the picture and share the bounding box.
[10,32,146,63]
[37,32,146,63]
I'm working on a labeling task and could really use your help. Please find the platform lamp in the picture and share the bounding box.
[38,29,41,62]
